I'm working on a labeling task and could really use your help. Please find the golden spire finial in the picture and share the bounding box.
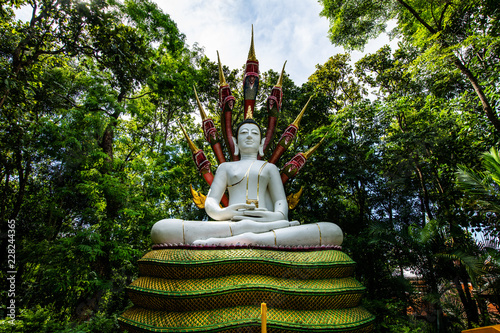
[177,119,200,154]
[217,51,227,86]
[303,133,327,160]
[276,61,287,88]
[245,105,253,120]
[193,85,207,121]
[247,25,257,62]
[292,96,312,127]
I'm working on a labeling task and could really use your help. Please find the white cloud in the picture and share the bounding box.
[157,0,349,85]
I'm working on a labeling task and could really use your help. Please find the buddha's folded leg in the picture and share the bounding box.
[151,219,299,245]
[151,219,184,244]
[151,219,234,244]
[192,222,343,247]
[274,222,343,246]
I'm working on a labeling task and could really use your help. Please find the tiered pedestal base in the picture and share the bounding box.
[119,246,374,332]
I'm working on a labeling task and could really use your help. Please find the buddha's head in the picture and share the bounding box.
[234,119,265,157]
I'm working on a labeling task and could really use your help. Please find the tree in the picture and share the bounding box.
[0,0,204,327]
[352,34,500,329]
[318,0,500,134]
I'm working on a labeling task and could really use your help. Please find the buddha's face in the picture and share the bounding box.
[237,123,261,154]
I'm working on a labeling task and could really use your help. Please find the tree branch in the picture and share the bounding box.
[438,2,451,30]
[123,91,153,100]
[396,0,438,34]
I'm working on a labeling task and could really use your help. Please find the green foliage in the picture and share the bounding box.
[319,0,396,51]
[319,0,500,134]
[364,298,431,333]
[457,147,500,217]
[299,12,500,329]
[0,306,119,332]
[0,0,208,328]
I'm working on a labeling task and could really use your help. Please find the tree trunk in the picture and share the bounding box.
[413,159,434,222]
[452,56,500,133]
[100,110,120,164]
[101,126,114,163]
[11,151,32,220]
[453,275,479,328]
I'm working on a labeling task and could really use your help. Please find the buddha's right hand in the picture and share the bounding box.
[205,197,255,221]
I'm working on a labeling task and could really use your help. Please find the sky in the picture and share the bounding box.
[157,0,396,85]
[14,0,397,86]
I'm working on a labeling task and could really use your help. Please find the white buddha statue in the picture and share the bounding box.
[151,120,343,247]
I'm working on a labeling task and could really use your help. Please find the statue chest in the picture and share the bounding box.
[226,161,270,206]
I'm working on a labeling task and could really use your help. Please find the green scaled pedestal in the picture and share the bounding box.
[119,246,374,332]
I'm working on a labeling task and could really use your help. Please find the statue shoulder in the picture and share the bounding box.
[263,161,279,173]
[216,162,230,172]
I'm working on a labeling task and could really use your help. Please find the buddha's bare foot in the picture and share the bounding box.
[193,232,257,246]
[192,238,212,246]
